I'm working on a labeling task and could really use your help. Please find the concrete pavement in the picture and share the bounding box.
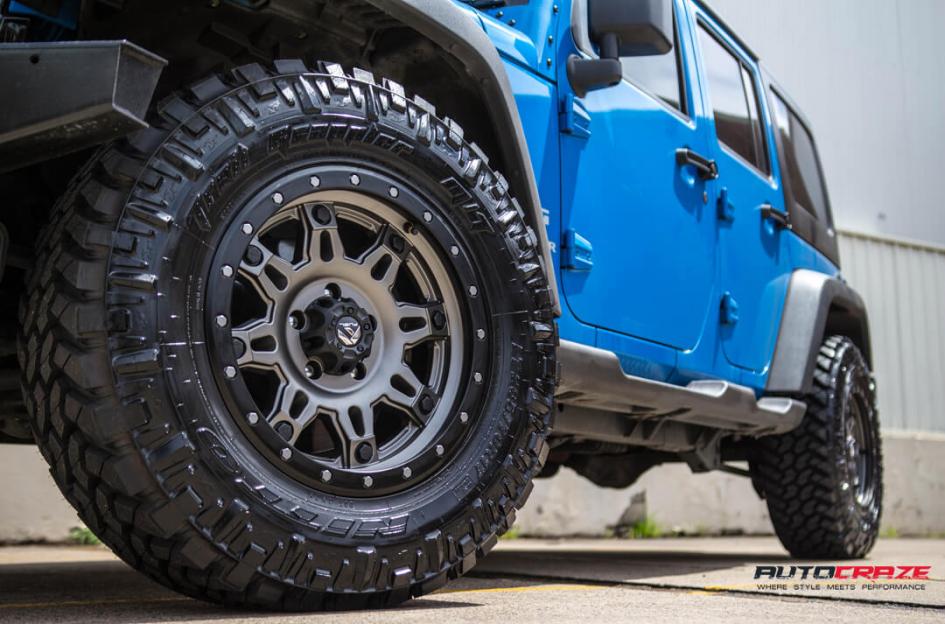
[0,538,942,623]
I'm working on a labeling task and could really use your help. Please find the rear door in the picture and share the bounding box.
[693,11,791,372]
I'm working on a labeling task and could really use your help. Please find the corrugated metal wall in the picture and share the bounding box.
[838,231,945,433]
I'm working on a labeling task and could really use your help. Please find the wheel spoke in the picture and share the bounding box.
[393,303,442,347]
[385,364,434,426]
[325,403,376,468]
[240,246,296,302]
[359,229,403,288]
[232,320,280,370]
[268,379,311,444]
[299,203,345,266]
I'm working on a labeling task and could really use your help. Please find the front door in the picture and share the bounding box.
[694,11,791,372]
[559,0,717,351]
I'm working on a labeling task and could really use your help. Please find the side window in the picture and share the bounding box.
[697,24,769,174]
[771,92,830,224]
[620,12,686,114]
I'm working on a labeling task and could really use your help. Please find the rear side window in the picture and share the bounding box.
[697,25,769,174]
[620,11,686,114]
[770,92,830,224]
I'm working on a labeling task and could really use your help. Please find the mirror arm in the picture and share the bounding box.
[599,32,619,60]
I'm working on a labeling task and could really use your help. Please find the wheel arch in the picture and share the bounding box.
[767,269,873,395]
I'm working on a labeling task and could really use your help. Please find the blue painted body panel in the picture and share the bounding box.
[470,0,840,395]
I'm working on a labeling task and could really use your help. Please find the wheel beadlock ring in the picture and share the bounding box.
[205,165,490,497]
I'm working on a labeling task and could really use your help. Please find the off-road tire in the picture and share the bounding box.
[751,335,882,559]
[18,60,557,610]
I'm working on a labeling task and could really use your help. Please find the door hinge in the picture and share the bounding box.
[562,229,593,270]
[717,187,735,222]
[720,292,739,325]
[560,93,591,139]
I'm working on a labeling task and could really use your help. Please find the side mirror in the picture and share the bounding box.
[568,0,674,97]
[590,0,673,58]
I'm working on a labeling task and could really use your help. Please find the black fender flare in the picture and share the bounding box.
[767,269,873,394]
[365,0,560,314]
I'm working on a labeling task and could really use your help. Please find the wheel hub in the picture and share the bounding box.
[300,291,375,377]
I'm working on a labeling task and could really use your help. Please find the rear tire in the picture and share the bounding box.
[751,335,882,559]
[18,61,556,610]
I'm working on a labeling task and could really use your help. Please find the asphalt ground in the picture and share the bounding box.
[0,537,942,623]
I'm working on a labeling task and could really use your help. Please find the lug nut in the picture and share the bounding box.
[289,311,305,330]
[244,245,263,266]
[355,442,374,463]
[232,338,246,358]
[432,311,446,330]
[305,362,322,379]
[275,421,293,441]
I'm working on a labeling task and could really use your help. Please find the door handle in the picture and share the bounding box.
[676,148,719,180]
[760,204,790,229]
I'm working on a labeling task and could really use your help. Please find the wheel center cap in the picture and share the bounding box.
[299,293,376,376]
[336,316,363,347]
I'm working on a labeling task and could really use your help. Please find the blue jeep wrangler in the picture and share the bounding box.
[0,0,880,610]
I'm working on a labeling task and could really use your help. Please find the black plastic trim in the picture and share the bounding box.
[767,269,873,394]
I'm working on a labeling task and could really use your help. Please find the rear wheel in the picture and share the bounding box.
[18,61,556,610]
[751,335,882,559]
